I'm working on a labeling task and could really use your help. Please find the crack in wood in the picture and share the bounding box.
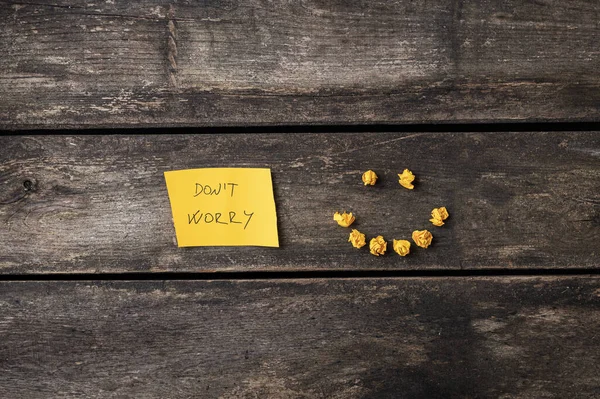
[167,4,178,89]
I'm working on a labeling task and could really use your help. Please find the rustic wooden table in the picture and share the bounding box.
[1,1,599,398]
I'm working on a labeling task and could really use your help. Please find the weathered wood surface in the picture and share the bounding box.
[1,0,599,128]
[1,133,598,273]
[0,277,598,398]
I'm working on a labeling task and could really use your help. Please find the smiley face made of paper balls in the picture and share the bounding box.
[334,170,449,257]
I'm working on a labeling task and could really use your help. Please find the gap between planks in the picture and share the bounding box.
[0,268,599,282]
[1,121,600,135]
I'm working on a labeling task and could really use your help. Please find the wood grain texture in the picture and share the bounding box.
[0,277,598,398]
[1,0,599,128]
[1,133,598,273]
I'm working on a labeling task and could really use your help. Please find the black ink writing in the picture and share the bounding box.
[215,212,227,225]
[228,183,238,197]
[194,182,238,197]
[243,210,254,230]
[188,210,202,224]
[229,211,242,224]
[187,210,255,229]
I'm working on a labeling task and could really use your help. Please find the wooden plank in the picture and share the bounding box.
[1,0,599,128]
[0,277,598,397]
[1,133,598,273]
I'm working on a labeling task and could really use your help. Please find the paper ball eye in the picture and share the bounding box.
[362,170,378,186]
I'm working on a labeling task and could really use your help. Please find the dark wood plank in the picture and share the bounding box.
[1,0,599,128]
[0,277,598,397]
[0,133,598,273]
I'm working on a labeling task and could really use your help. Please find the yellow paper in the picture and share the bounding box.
[164,168,279,247]
[348,229,366,249]
[369,235,387,256]
[412,229,433,248]
[430,206,449,227]
[362,170,378,186]
[393,239,411,256]
[398,169,415,190]
[333,211,355,227]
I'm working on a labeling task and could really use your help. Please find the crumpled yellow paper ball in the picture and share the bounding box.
[348,229,366,249]
[369,235,387,256]
[412,230,433,248]
[333,211,355,227]
[393,239,411,256]
[430,207,450,226]
[362,170,378,186]
[398,169,415,190]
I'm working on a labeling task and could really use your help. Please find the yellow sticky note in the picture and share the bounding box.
[164,168,279,247]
